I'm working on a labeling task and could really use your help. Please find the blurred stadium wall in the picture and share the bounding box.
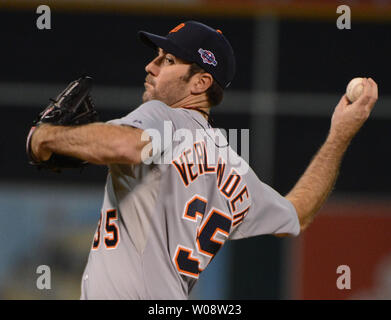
[0,0,390,299]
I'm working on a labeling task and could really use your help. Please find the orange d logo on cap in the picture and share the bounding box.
[169,23,185,33]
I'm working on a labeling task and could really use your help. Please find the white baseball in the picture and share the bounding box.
[346,77,364,103]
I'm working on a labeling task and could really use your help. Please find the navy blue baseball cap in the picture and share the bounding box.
[138,21,236,89]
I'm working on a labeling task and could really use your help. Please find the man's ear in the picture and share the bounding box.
[191,73,213,94]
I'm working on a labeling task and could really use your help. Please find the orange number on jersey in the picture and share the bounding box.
[92,209,120,250]
[174,196,232,279]
[104,209,120,249]
[92,211,102,250]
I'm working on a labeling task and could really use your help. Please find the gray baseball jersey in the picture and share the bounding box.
[80,100,300,300]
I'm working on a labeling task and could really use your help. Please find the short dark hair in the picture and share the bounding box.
[184,63,224,107]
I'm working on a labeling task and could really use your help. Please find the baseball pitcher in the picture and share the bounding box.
[26,21,378,299]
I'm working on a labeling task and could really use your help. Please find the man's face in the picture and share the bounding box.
[142,48,192,105]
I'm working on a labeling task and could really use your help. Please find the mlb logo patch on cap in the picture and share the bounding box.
[198,48,217,67]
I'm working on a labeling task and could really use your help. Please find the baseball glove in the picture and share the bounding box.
[26,76,99,172]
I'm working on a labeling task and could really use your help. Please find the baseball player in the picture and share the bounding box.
[29,21,378,299]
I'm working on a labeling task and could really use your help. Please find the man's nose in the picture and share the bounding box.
[145,57,159,76]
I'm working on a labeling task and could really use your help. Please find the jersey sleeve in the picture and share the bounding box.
[107,100,177,163]
[229,171,300,240]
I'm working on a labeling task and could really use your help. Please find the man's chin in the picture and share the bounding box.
[142,91,169,105]
[142,92,153,103]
